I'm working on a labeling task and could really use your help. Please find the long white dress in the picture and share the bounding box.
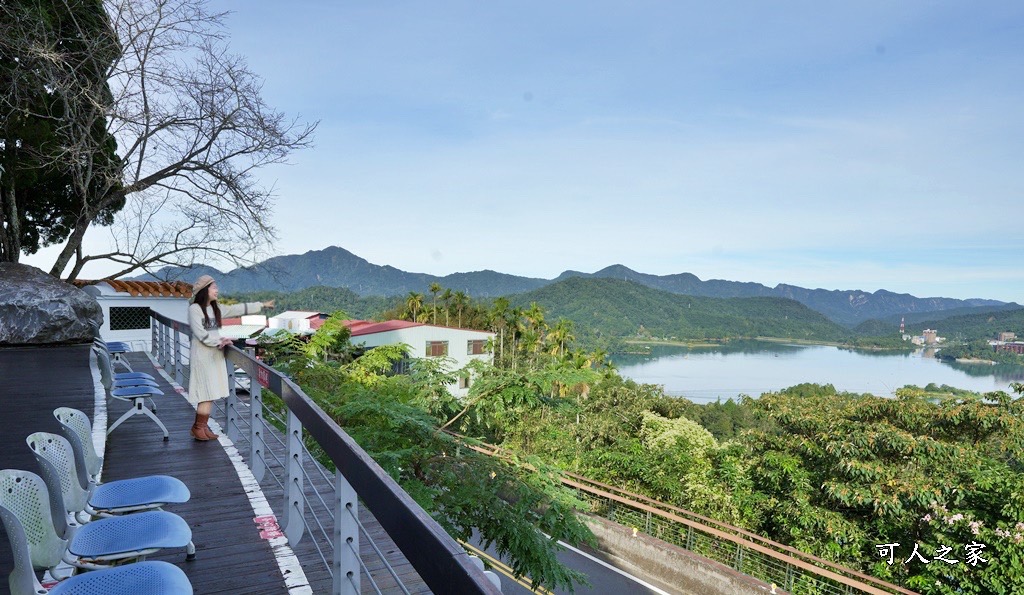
[187,301,262,404]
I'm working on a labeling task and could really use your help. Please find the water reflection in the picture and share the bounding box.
[611,340,1021,402]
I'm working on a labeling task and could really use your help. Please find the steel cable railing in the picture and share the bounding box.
[149,312,501,595]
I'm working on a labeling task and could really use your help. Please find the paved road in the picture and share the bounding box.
[465,535,675,595]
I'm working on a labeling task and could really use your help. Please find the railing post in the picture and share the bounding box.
[686,525,695,550]
[250,381,266,482]
[785,562,795,591]
[226,356,240,443]
[334,469,359,594]
[285,407,305,545]
[173,325,184,386]
[734,543,744,571]
[160,321,170,369]
[151,318,157,357]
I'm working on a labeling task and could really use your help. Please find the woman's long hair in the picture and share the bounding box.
[194,285,222,329]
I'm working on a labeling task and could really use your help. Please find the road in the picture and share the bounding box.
[464,535,675,595]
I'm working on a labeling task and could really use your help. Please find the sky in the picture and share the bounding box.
[22,1,1024,302]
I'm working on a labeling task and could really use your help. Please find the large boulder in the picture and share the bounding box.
[0,263,102,345]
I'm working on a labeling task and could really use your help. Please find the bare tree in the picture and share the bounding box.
[0,0,316,280]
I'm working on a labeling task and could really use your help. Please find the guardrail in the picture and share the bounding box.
[452,434,916,595]
[149,311,501,594]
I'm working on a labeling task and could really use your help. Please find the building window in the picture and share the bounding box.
[458,375,470,389]
[467,339,486,355]
[426,341,449,357]
[109,306,151,331]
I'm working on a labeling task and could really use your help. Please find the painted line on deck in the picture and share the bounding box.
[147,352,312,594]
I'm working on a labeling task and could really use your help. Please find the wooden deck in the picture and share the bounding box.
[0,345,430,594]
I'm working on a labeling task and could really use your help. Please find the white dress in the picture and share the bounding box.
[187,302,262,404]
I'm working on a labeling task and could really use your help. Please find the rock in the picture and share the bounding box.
[0,263,102,345]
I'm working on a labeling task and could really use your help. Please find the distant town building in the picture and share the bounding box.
[344,320,495,397]
[268,311,328,333]
[995,342,1024,355]
[922,329,938,345]
[998,331,1016,342]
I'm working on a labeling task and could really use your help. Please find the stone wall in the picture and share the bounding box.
[582,515,780,595]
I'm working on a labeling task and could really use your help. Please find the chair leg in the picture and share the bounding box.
[107,397,169,440]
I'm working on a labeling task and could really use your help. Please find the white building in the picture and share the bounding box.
[345,320,495,397]
[268,311,327,333]
[75,279,191,350]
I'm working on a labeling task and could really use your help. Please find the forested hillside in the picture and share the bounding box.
[906,307,1024,341]
[509,277,849,342]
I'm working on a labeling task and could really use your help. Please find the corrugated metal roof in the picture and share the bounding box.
[344,319,423,337]
[74,279,193,298]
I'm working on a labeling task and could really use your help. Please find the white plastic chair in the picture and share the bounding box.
[0,469,193,574]
[0,499,192,595]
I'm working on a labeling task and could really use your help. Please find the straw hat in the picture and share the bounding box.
[192,275,215,298]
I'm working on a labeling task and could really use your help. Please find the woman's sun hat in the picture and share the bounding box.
[192,275,215,299]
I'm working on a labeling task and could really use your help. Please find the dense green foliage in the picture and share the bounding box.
[509,277,850,343]
[1,0,124,261]
[261,298,1024,593]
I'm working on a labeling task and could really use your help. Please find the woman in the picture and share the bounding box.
[187,275,273,441]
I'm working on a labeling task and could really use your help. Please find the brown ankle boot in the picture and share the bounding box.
[190,413,211,441]
[199,413,219,440]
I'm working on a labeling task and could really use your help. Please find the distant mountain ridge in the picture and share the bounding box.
[135,245,1011,327]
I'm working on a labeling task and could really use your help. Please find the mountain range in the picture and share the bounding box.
[136,245,1013,327]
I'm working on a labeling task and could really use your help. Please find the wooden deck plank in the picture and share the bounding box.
[0,346,433,594]
[0,345,99,595]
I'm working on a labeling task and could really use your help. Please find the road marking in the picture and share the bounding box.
[554,539,673,595]
[460,540,554,594]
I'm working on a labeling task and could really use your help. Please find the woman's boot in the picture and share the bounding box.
[200,414,219,440]
[190,413,210,441]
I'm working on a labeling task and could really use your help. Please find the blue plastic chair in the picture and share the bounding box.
[33,425,191,518]
[0,469,193,574]
[0,498,192,595]
[94,345,169,440]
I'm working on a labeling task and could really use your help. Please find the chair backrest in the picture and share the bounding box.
[54,407,103,483]
[93,345,113,391]
[0,499,48,595]
[26,432,91,519]
[0,469,70,577]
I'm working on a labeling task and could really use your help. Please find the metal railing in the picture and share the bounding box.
[149,311,501,594]
[456,435,917,595]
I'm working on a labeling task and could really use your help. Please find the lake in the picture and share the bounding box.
[611,341,1024,402]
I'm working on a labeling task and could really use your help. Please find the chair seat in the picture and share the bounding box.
[113,371,155,381]
[105,342,130,353]
[91,475,190,512]
[112,378,159,389]
[70,510,191,559]
[49,560,193,595]
[110,386,163,398]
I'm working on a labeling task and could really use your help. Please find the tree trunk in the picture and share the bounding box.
[49,215,93,279]
[0,176,20,263]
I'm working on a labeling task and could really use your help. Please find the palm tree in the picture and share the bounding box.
[452,290,469,328]
[428,282,442,324]
[547,318,575,358]
[405,292,424,322]
[441,288,453,326]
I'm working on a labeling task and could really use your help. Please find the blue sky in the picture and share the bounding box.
[25,1,1024,302]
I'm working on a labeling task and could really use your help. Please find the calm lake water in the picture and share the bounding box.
[611,341,1024,402]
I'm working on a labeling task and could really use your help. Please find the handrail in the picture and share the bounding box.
[149,310,500,594]
[445,431,916,595]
